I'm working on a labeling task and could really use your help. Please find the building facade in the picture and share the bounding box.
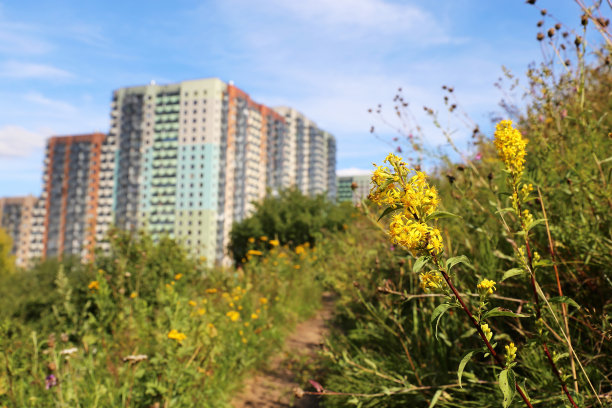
[109,78,336,264]
[337,173,372,205]
[0,196,37,267]
[39,133,112,261]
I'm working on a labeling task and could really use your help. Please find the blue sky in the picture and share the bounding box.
[0,0,591,196]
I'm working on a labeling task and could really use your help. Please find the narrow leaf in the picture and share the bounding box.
[413,256,428,273]
[525,218,546,232]
[428,389,443,408]
[424,211,460,222]
[483,307,529,319]
[431,303,452,339]
[446,255,471,272]
[378,205,402,222]
[501,268,525,281]
[548,296,581,309]
[458,350,476,388]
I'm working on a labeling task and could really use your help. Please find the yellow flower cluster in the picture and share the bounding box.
[167,329,186,343]
[269,239,280,247]
[370,153,443,255]
[246,249,263,256]
[226,310,240,322]
[481,323,493,342]
[477,279,497,295]
[505,342,517,363]
[419,271,444,292]
[88,281,99,291]
[493,120,528,176]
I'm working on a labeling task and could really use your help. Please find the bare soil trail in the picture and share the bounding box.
[231,292,335,408]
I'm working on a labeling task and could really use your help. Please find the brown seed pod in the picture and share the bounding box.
[548,28,555,38]
[537,20,543,27]
[575,36,582,47]
[537,32,545,41]
[581,14,588,26]
[541,9,547,16]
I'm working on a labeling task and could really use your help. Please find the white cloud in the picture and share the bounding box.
[0,61,73,79]
[23,92,77,114]
[0,125,46,157]
[337,167,372,176]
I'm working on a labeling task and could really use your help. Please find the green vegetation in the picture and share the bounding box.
[0,227,15,276]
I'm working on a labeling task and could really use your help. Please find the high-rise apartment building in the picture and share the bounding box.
[39,133,113,261]
[0,195,37,267]
[109,78,335,264]
[337,173,372,205]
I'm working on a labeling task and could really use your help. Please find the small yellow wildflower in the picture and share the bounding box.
[226,310,240,322]
[481,323,493,342]
[188,300,197,307]
[88,281,99,291]
[505,342,517,363]
[97,269,105,275]
[269,239,280,246]
[229,302,235,308]
[248,237,255,243]
[419,271,444,292]
[205,288,217,294]
[259,297,268,305]
[295,245,305,255]
[239,330,244,336]
[238,305,243,310]
[251,313,259,320]
[244,322,250,327]
[174,273,183,281]
[167,329,186,343]
[130,292,138,299]
[241,337,247,344]
[260,236,268,241]
[247,249,263,256]
[477,279,497,295]
[197,308,206,315]
[294,265,301,269]
[493,120,528,176]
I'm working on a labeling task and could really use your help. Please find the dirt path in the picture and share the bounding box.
[231,292,335,408]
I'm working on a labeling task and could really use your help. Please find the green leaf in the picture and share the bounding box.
[413,256,429,273]
[446,255,471,272]
[498,368,516,408]
[496,207,515,215]
[377,205,402,221]
[424,211,460,222]
[428,389,443,408]
[458,350,476,388]
[483,307,529,319]
[525,218,546,232]
[548,296,581,309]
[431,303,453,339]
[501,268,525,281]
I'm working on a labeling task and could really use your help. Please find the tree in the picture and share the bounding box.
[0,227,16,275]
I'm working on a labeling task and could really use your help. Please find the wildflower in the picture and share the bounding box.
[174,273,183,280]
[205,288,218,294]
[238,305,243,310]
[260,236,268,241]
[45,374,58,390]
[97,269,105,275]
[123,354,148,363]
[241,337,247,344]
[247,249,263,256]
[419,271,444,292]
[493,120,528,176]
[294,265,301,269]
[269,239,280,246]
[88,281,99,291]
[188,300,197,307]
[251,313,259,320]
[197,308,206,315]
[167,329,186,343]
[244,322,250,327]
[295,245,305,255]
[248,237,255,243]
[130,292,138,299]
[505,342,517,363]
[477,279,497,295]
[60,347,78,356]
[259,297,268,305]
[227,310,240,322]
[481,323,493,342]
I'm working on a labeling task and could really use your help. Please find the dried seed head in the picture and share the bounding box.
[562,31,569,38]
[555,23,561,30]
[526,0,536,4]
[547,27,555,38]
[537,32,545,41]
[581,14,588,26]
[575,36,582,47]
[540,9,547,16]
[596,17,610,27]
[537,20,543,27]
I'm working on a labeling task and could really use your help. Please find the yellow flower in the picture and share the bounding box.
[493,120,528,176]
[188,300,197,307]
[294,265,301,269]
[481,323,493,342]
[269,239,280,247]
[229,302,235,308]
[505,342,517,363]
[244,322,250,327]
[419,271,444,292]
[97,269,105,275]
[477,279,497,295]
[259,297,268,305]
[88,281,99,291]
[197,308,206,315]
[248,237,255,243]
[295,245,305,255]
[205,288,217,294]
[251,313,259,320]
[167,329,186,343]
[241,337,247,344]
[247,249,263,256]
[226,310,240,322]
[260,236,268,241]
[174,273,183,281]
[130,292,138,299]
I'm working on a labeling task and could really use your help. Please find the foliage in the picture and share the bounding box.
[0,227,15,276]
[228,188,353,264]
